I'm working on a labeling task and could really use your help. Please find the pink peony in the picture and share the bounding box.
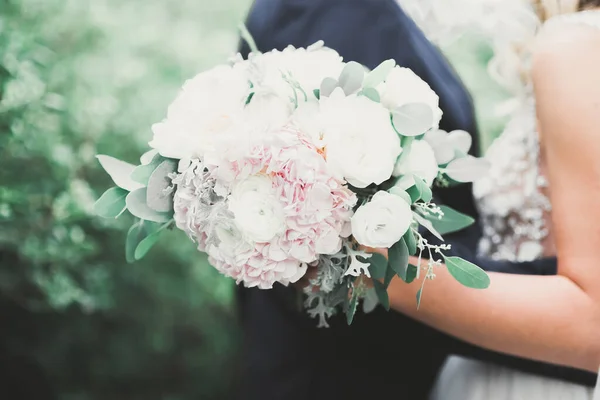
[173,126,357,289]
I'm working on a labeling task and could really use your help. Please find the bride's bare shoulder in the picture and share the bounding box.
[532,16,600,78]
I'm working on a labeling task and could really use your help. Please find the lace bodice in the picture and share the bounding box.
[473,10,600,262]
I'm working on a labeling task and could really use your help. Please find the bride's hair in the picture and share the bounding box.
[487,0,598,102]
[534,0,600,20]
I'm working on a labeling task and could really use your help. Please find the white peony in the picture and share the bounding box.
[393,139,439,186]
[293,88,401,188]
[351,191,413,248]
[149,64,250,160]
[379,66,443,129]
[228,175,285,243]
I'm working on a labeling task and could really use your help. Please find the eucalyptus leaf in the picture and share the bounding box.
[146,159,176,212]
[406,264,418,284]
[363,59,396,88]
[131,152,162,185]
[403,229,417,256]
[367,253,388,280]
[313,89,320,100]
[384,264,395,288]
[126,188,171,223]
[96,155,144,192]
[425,205,475,235]
[392,103,435,137]
[362,288,379,313]
[447,129,472,154]
[406,184,420,203]
[125,220,159,263]
[445,156,490,182]
[413,212,444,241]
[389,239,409,281]
[413,175,432,203]
[320,77,338,97]
[358,87,380,102]
[444,256,490,289]
[134,230,162,260]
[372,280,390,311]
[94,187,127,218]
[338,61,365,95]
[140,149,159,165]
[346,292,358,325]
[389,187,413,205]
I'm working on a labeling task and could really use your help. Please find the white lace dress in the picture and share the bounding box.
[431,10,600,400]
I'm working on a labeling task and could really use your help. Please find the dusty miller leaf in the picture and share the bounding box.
[146,159,176,212]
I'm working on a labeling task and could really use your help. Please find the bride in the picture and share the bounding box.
[383,0,600,399]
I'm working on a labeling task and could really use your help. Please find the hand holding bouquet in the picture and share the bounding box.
[94,41,490,326]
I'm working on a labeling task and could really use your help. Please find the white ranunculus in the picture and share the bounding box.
[393,140,439,186]
[379,67,443,129]
[294,88,401,188]
[228,175,285,243]
[149,64,250,160]
[351,191,413,248]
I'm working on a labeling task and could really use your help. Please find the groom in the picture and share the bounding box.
[235,0,597,399]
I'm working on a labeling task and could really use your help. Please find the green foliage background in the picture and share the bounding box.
[0,0,507,398]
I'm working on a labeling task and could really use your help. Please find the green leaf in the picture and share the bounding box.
[125,220,159,263]
[406,264,418,284]
[391,103,435,137]
[424,205,475,235]
[444,256,490,289]
[384,264,396,288]
[346,292,358,325]
[363,59,396,88]
[389,239,409,281]
[406,185,421,203]
[416,288,423,309]
[126,188,171,223]
[312,89,320,100]
[444,156,490,183]
[245,92,255,105]
[413,212,444,241]
[146,159,176,212]
[94,187,127,218]
[134,230,162,261]
[338,61,365,95]
[362,288,378,313]
[367,253,388,280]
[403,229,417,256]
[358,87,380,102]
[96,155,143,192]
[372,280,390,311]
[413,175,432,203]
[320,77,338,97]
[130,152,162,185]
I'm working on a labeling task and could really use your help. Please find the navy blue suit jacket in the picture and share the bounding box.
[236,1,597,399]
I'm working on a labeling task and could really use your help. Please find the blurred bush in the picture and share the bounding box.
[0,0,249,398]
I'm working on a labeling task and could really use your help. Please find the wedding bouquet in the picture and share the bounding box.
[94,41,490,326]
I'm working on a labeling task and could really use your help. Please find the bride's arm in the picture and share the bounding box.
[387,26,600,372]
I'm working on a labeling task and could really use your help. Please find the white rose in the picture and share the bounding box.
[379,67,443,129]
[393,140,439,186]
[228,175,285,243]
[149,64,250,160]
[247,42,344,101]
[351,191,413,248]
[294,89,401,188]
